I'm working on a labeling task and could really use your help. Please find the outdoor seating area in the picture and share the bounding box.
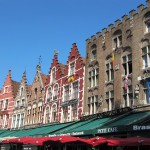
[0,135,150,150]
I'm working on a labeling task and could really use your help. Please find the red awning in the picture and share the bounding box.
[107,137,150,146]
[86,137,107,147]
[2,136,34,144]
[24,137,52,146]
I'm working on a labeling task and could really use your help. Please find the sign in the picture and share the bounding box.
[132,125,150,131]
[97,127,118,134]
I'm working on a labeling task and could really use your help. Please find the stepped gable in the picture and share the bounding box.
[49,53,66,78]
[67,43,85,67]
[2,70,20,98]
[86,0,150,44]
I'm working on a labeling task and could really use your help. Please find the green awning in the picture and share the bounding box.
[94,111,150,135]
[11,122,73,137]
[50,117,110,136]
[50,118,95,136]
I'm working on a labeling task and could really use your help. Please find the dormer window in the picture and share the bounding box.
[69,62,75,75]
[113,30,122,49]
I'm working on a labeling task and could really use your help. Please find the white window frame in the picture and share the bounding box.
[142,46,150,69]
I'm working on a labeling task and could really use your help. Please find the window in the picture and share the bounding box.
[16,114,20,128]
[70,62,75,75]
[92,50,97,59]
[63,106,68,122]
[72,82,78,99]
[47,87,52,102]
[20,113,24,127]
[12,115,16,128]
[144,11,150,33]
[16,101,19,107]
[27,109,31,124]
[22,99,25,107]
[142,46,150,69]
[146,22,150,33]
[71,103,77,121]
[122,54,132,75]
[106,63,114,81]
[51,68,56,83]
[123,85,133,107]
[34,88,37,100]
[88,95,99,115]
[91,44,97,61]
[143,79,150,104]
[53,84,58,100]
[105,91,114,111]
[113,35,122,49]
[45,107,50,124]
[5,99,8,109]
[38,106,42,122]
[20,87,24,96]
[52,105,57,122]
[64,85,69,101]
[4,86,8,93]
[89,68,99,88]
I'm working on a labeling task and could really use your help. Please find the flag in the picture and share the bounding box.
[124,75,128,90]
[146,79,150,102]
[112,52,115,69]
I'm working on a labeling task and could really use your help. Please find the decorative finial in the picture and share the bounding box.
[54,50,59,55]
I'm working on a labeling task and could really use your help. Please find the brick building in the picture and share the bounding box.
[84,0,150,115]
[44,43,85,123]
[12,72,31,129]
[61,43,85,122]
[0,70,20,129]
[25,65,47,128]
[43,52,66,124]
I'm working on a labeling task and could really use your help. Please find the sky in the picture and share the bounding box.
[0,0,146,88]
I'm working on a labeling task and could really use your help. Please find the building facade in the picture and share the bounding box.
[12,72,31,129]
[44,53,65,124]
[44,43,85,123]
[0,70,20,129]
[60,43,85,122]
[84,0,150,115]
[25,65,47,128]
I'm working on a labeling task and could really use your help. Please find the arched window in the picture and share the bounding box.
[53,84,58,100]
[20,87,24,96]
[52,104,57,122]
[91,44,97,60]
[144,12,150,33]
[113,30,122,49]
[45,107,50,124]
[47,87,52,102]
[51,68,56,83]
[34,88,37,100]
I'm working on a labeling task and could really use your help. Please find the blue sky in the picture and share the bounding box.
[0,0,146,87]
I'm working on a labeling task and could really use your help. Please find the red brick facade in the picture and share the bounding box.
[44,43,85,123]
[0,70,20,129]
